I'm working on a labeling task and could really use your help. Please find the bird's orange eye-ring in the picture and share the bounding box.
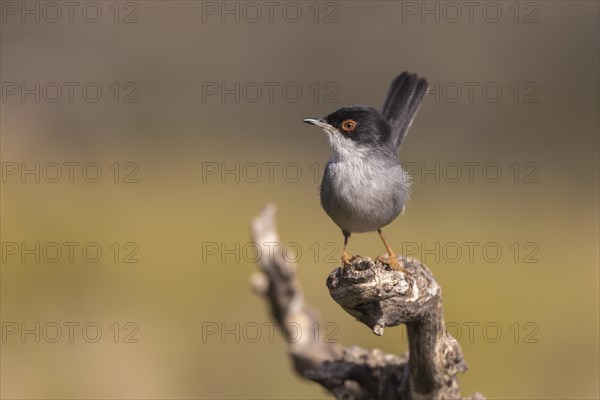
[341,119,357,133]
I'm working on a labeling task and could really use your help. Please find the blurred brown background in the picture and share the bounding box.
[1,1,598,399]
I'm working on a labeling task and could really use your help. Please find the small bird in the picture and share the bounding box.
[303,72,428,270]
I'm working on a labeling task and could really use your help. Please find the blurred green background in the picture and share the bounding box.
[1,1,598,399]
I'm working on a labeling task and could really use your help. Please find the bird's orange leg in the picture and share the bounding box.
[377,228,404,271]
[341,231,352,267]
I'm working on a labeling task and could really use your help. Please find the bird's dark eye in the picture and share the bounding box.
[341,119,357,133]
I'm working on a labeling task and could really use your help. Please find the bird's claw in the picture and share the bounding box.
[341,252,352,268]
[377,254,406,272]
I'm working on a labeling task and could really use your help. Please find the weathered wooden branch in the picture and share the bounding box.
[250,204,483,400]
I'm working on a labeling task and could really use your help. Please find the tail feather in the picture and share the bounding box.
[382,72,429,149]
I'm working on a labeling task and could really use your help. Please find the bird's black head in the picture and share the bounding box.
[304,106,392,148]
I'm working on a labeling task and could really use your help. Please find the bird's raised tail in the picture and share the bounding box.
[381,72,429,149]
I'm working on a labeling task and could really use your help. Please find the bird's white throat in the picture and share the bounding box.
[325,130,373,163]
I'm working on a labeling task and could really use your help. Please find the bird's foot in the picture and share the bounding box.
[341,252,352,268]
[376,253,406,273]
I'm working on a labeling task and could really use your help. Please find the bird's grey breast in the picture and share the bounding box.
[320,152,410,233]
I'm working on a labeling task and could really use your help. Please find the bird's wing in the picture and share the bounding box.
[381,72,429,149]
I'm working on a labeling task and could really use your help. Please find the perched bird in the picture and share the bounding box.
[303,72,428,270]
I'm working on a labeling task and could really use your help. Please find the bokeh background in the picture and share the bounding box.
[1,1,598,399]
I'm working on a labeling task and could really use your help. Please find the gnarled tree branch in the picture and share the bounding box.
[250,204,483,400]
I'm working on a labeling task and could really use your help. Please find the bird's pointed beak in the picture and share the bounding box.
[303,118,332,130]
